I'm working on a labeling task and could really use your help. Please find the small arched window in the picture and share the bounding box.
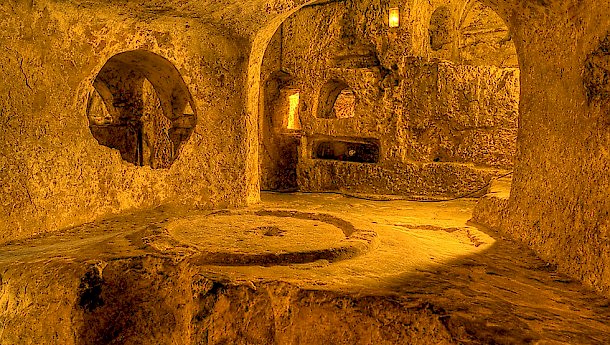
[317,79,356,119]
[87,50,196,169]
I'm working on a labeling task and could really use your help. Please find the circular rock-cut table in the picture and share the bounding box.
[142,209,378,266]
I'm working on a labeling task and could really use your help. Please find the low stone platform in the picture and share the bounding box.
[1,192,609,344]
[472,176,512,230]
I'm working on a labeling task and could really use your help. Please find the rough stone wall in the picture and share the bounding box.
[259,0,519,196]
[1,0,608,301]
[401,60,519,168]
[488,0,610,295]
[0,1,250,243]
[0,257,457,345]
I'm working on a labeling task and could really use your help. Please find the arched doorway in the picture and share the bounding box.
[256,0,519,197]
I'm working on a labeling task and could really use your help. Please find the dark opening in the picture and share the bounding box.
[317,79,355,119]
[313,139,380,163]
[87,50,196,169]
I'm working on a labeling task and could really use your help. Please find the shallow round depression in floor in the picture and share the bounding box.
[161,209,377,266]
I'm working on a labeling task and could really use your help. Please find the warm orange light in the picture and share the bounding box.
[287,92,300,130]
[389,7,400,28]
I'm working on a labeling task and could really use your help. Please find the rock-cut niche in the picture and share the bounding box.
[87,50,196,169]
[317,79,356,119]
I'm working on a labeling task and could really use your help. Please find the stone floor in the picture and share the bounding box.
[1,192,610,344]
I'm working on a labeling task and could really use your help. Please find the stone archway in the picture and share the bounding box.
[248,0,520,198]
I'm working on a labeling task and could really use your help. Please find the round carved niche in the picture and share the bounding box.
[87,50,197,169]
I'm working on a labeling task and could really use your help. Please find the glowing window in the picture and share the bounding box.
[286,91,301,130]
[389,7,400,28]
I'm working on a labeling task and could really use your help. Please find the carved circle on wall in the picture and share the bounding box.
[87,50,197,169]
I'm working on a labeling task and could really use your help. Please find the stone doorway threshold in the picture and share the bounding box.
[1,192,609,344]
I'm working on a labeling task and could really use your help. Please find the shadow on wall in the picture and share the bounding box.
[87,50,197,169]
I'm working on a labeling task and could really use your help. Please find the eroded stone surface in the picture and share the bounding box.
[1,0,610,342]
[0,1,252,243]
[1,193,610,344]
[492,1,610,296]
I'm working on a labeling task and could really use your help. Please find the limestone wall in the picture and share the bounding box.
[493,0,610,294]
[0,1,251,243]
[256,0,610,297]
[2,0,610,299]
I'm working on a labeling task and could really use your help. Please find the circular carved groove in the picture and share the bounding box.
[144,209,377,266]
